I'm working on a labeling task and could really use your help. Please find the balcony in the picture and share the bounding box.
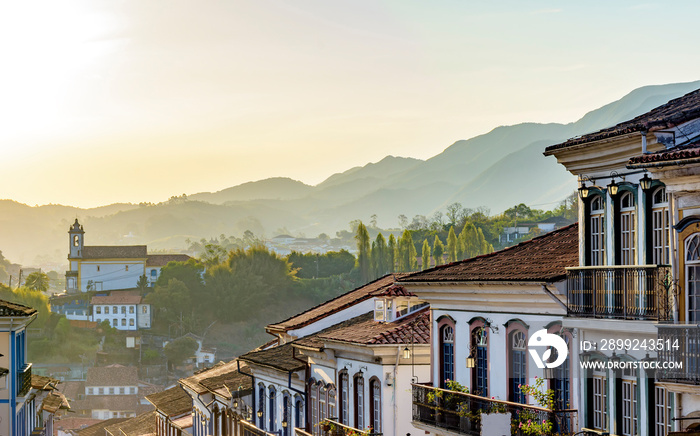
[321,419,379,436]
[566,265,672,321]
[656,324,700,385]
[412,384,577,436]
[17,363,32,397]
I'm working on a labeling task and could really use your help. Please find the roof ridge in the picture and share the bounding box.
[401,223,578,280]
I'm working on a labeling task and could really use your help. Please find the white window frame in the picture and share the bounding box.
[652,187,670,265]
[620,191,636,265]
[590,195,605,266]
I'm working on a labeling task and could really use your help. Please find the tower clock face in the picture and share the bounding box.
[74,235,80,246]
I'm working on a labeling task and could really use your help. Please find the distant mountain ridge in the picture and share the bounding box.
[3,80,700,266]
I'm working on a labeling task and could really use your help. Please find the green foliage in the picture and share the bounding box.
[397,230,417,272]
[370,233,388,279]
[421,239,431,270]
[432,236,445,266]
[0,284,50,327]
[287,250,355,279]
[355,222,371,283]
[24,272,50,292]
[387,234,397,273]
[447,226,458,263]
[136,274,149,291]
[517,377,556,435]
[164,336,199,368]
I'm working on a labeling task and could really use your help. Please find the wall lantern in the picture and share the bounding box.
[578,181,590,200]
[403,346,411,360]
[233,399,239,409]
[639,173,653,191]
[282,421,288,428]
[466,354,476,369]
[257,410,263,418]
[607,178,619,197]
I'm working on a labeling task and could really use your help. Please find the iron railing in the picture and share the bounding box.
[566,266,672,321]
[321,419,381,436]
[657,324,700,385]
[412,384,577,436]
[17,363,32,397]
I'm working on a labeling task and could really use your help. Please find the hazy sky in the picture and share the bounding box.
[1,1,699,208]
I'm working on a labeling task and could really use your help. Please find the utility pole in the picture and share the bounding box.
[8,275,12,288]
[17,269,23,288]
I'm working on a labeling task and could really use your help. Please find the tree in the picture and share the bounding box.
[24,272,50,292]
[137,274,149,291]
[461,221,479,259]
[371,233,388,279]
[421,239,431,270]
[370,214,378,228]
[387,234,397,273]
[447,226,458,262]
[433,236,445,266]
[398,214,408,230]
[355,222,371,283]
[164,336,199,369]
[146,278,193,326]
[398,230,417,272]
[446,203,463,226]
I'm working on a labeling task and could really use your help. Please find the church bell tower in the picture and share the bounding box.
[68,219,84,259]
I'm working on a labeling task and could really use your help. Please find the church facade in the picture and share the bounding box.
[65,219,189,293]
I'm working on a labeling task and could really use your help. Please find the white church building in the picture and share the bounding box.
[65,219,190,293]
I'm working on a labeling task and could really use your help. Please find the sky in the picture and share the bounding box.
[1,1,700,208]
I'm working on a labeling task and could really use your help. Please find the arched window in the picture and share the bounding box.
[369,378,381,433]
[339,371,349,425]
[471,325,488,397]
[294,395,304,430]
[549,326,572,413]
[687,234,700,322]
[590,195,605,266]
[283,393,291,436]
[327,385,336,423]
[318,383,327,428]
[354,374,364,430]
[439,325,455,387]
[509,330,527,404]
[269,386,277,433]
[258,384,266,430]
[619,191,637,265]
[309,380,318,436]
[652,186,670,265]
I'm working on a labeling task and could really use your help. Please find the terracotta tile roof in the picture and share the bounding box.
[627,141,700,168]
[545,88,700,154]
[54,417,103,434]
[32,374,59,390]
[0,299,36,317]
[238,342,304,372]
[267,274,407,333]
[105,410,157,436]
[146,386,192,417]
[71,395,139,413]
[179,360,247,395]
[77,418,129,436]
[86,364,138,387]
[41,391,70,413]
[400,223,579,283]
[83,245,148,259]
[91,291,142,306]
[146,254,191,267]
[295,309,430,349]
[369,284,415,297]
[199,367,253,399]
[58,380,85,401]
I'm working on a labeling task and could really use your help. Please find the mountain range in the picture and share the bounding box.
[3,80,700,268]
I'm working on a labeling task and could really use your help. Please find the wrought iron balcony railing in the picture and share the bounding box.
[566,265,672,321]
[656,324,700,385]
[412,384,577,436]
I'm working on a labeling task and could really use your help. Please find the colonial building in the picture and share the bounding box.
[73,364,142,420]
[544,87,700,435]
[91,291,151,331]
[65,219,190,293]
[399,225,580,436]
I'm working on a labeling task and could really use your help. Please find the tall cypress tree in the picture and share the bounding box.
[421,239,431,270]
[371,233,388,279]
[355,222,371,283]
[447,226,458,263]
[399,230,417,272]
[433,235,445,266]
[387,234,397,273]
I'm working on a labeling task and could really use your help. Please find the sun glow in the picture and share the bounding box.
[0,1,119,143]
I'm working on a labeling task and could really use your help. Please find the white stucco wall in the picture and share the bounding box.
[79,260,145,292]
